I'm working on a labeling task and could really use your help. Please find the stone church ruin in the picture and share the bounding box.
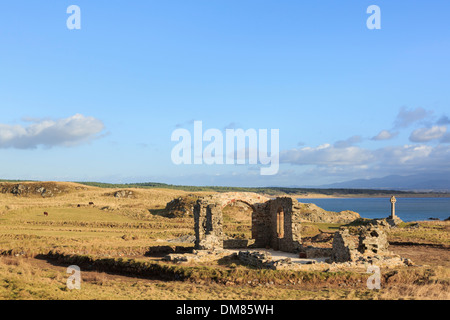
[164,193,413,269]
[193,194,304,253]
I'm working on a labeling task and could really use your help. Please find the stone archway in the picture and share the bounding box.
[222,199,254,242]
[193,193,268,250]
[193,194,302,253]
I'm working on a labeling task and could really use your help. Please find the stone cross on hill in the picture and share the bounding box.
[390,196,397,219]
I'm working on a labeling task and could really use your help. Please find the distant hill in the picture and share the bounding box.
[318,173,450,192]
[76,181,416,196]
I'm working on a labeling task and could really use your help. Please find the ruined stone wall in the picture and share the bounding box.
[269,197,302,253]
[193,200,223,250]
[358,226,389,255]
[238,251,296,270]
[251,202,271,248]
[331,229,359,262]
[251,197,302,253]
[331,225,391,263]
[193,195,302,253]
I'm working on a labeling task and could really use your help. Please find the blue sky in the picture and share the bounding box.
[1,1,449,186]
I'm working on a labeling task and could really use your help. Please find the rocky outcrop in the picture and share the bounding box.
[113,190,135,199]
[295,202,360,224]
[199,192,270,208]
[165,195,201,217]
[102,189,136,199]
[0,182,67,197]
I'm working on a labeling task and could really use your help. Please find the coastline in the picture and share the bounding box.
[292,193,450,199]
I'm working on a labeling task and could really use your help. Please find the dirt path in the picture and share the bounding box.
[390,244,450,268]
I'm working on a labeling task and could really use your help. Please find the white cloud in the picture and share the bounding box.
[281,144,373,166]
[280,142,450,178]
[0,114,105,149]
[334,135,362,148]
[437,115,450,125]
[374,144,433,165]
[394,106,432,128]
[441,132,450,143]
[371,130,398,141]
[409,125,447,142]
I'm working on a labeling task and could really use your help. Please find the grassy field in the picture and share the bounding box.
[0,182,448,300]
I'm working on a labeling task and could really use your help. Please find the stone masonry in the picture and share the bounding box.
[193,200,223,250]
[193,195,302,253]
[331,225,391,263]
[331,229,359,263]
[252,197,302,253]
[358,226,389,255]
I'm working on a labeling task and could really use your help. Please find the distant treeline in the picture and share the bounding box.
[75,181,412,196]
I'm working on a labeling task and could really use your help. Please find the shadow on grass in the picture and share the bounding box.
[144,245,193,257]
[148,208,170,217]
[34,253,184,282]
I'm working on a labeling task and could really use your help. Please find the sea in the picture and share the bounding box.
[298,197,450,222]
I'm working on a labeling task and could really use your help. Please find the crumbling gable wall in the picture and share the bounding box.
[358,226,389,255]
[193,200,223,250]
[193,195,302,253]
[331,229,359,262]
[331,225,390,262]
[252,197,302,253]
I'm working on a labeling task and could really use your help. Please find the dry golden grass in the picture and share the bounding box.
[0,182,448,300]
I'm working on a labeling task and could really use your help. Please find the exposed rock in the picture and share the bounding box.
[163,249,235,263]
[166,235,196,244]
[296,202,360,224]
[11,184,26,195]
[386,216,404,227]
[238,250,312,270]
[165,195,201,217]
[1,182,67,197]
[113,190,135,199]
[310,232,334,243]
[199,192,270,208]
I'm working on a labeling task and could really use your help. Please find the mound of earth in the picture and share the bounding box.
[0,182,71,198]
[295,202,360,224]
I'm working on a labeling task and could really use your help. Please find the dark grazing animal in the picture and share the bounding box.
[44,212,49,216]
[89,202,94,205]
